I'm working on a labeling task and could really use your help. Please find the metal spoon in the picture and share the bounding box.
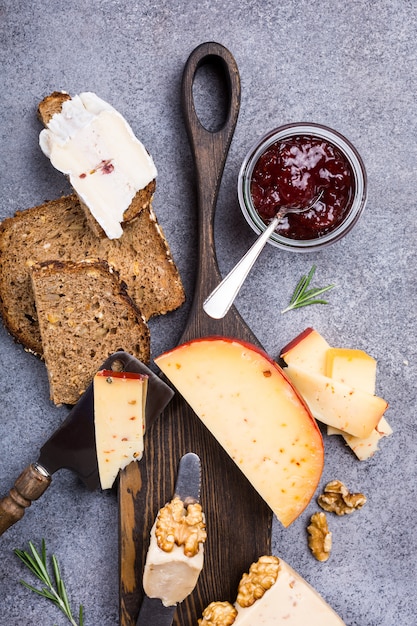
[203,191,323,319]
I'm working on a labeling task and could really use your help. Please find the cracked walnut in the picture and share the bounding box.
[155,496,206,558]
[236,555,280,608]
[318,480,367,515]
[307,512,332,562]
[198,601,238,626]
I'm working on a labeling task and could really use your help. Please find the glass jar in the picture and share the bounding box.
[237,122,367,252]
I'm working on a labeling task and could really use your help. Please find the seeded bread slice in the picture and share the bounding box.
[0,195,185,355]
[37,91,156,238]
[30,259,150,405]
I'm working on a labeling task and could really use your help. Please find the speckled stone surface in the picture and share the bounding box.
[1,1,416,624]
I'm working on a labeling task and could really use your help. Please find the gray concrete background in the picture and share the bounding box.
[1,1,416,624]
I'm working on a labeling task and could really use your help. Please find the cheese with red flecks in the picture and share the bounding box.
[39,92,157,239]
[199,556,345,625]
[233,559,345,625]
[93,370,148,489]
[281,329,391,457]
[280,327,330,374]
[284,364,387,438]
[325,347,392,459]
[155,336,324,528]
[326,348,377,392]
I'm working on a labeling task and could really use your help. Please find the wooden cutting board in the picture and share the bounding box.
[119,42,272,626]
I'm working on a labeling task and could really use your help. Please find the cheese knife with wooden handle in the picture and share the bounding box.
[0,351,173,535]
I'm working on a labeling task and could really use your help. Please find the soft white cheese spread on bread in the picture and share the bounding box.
[39,92,157,239]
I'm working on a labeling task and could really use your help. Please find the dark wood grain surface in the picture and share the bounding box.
[119,42,272,626]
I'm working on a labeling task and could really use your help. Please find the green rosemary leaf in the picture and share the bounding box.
[41,538,48,567]
[288,265,315,305]
[282,265,335,313]
[14,540,83,626]
[14,549,44,584]
[19,579,53,598]
[29,540,53,587]
[300,285,335,301]
[288,298,330,310]
[288,274,307,305]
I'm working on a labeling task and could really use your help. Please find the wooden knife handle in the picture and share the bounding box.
[0,463,51,535]
[119,461,144,626]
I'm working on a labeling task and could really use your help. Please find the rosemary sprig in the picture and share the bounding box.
[14,539,84,626]
[282,265,335,313]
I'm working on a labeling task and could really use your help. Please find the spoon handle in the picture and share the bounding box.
[203,215,280,319]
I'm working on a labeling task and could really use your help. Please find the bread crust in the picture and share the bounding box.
[30,258,150,405]
[37,91,72,124]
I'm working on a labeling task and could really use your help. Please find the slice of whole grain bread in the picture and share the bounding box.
[30,258,150,405]
[0,194,185,355]
[38,91,156,238]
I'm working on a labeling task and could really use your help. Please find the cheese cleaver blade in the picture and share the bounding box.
[135,452,202,626]
[0,351,174,536]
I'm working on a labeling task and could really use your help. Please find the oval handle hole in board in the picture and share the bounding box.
[192,58,230,132]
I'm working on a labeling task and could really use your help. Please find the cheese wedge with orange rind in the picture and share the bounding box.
[93,370,148,489]
[280,327,329,374]
[155,336,324,527]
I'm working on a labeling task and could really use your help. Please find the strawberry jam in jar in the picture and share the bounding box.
[238,123,367,252]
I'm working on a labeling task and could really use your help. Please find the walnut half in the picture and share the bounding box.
[307,512,332,562]
[198,555,280,624]
[236,555,280,608]
[155,496,206,558]
[318,480,367,516]
[198,601,237,626]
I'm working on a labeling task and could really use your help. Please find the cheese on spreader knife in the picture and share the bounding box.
[199,556,345,625]
[93,370,148,489]
[143,497,206,607]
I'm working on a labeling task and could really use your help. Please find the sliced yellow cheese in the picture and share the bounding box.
[326,348,376,393]
[93,370,148,489]
[280,327,330,375]
[328,417,393,460]
[233,559,345,625]
[325,348,391,459]
[155,337,324,528]
[284,364,387,438]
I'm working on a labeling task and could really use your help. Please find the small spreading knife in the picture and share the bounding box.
[136,452,202,626]
[0,351,174,535]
